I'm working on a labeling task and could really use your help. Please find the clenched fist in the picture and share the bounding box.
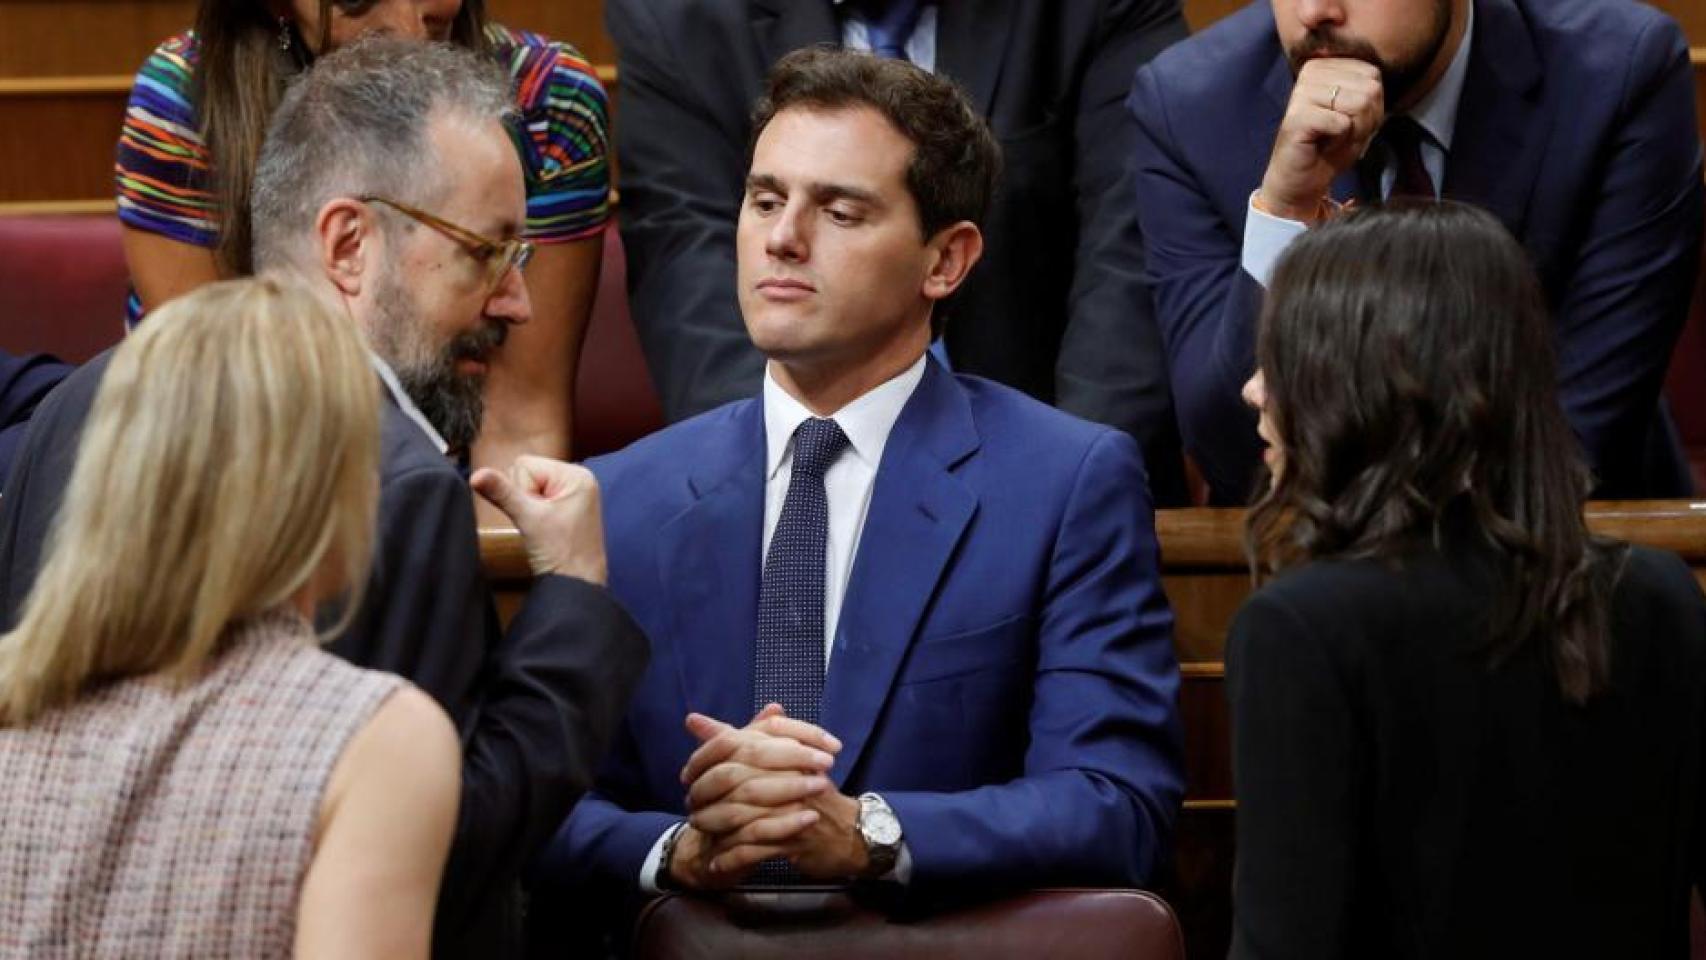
[1258,57,1384,223]
[471,456,608,584]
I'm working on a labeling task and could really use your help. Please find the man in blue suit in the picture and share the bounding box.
[1129,0,1704,504]
[531,47,1182,927]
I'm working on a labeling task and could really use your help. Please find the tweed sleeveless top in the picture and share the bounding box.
[0,611,404,957]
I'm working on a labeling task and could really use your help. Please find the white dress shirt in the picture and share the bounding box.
[639,354,928,893]
[835,0,939,72]
[1241,2,1475,286]
[762,354,927,660]
[370,352,447,454]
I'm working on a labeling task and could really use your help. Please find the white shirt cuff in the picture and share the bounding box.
[1241,191,1309,288]
[639,821,686,894]
[888,842,914,885]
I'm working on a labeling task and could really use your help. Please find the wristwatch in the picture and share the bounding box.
[856,792,903,878]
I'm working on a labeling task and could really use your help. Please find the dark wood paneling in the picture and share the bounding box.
[0,87,128,205]
[0,68,617,207]
[1652,0,1706,47]
[1184,0,1247,32]
[0,1,608,78]
[1180,674,1233,801]
[488,0,612,65]
[0,1,196,78]
[1164,806,1236,960]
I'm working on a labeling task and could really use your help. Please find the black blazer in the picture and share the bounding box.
[1227,543,1706,959]
[606,0,1191,504]
[0,351,650,959]
[0,351,70,488]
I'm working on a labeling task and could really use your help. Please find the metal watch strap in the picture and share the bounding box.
[657,822,687,891]
[857,792,902,878]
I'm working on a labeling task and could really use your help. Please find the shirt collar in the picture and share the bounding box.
[763,354,928,480]
[369,352,448,455]
[1404,0,1473,151]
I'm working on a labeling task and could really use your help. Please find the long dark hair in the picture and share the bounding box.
[1245,201,1625,703]
[191,0,490,275]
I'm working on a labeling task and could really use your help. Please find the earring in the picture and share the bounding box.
[277,16,292,52]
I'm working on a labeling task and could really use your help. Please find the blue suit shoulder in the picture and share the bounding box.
[955,372,1128,452]
[1138,0,1277,102]
[1512,0,1689,77]
[587,397,756,510]
[949,372,1152,496]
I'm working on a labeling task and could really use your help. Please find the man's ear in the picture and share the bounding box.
[921,221,984,303]
[316,198,377,299]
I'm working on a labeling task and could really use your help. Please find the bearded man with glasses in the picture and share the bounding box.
[0,38,648,960]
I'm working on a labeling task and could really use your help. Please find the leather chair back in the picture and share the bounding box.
[631,889,1186,960]
[573,228,665,457]
[0,214,666,456]
[0,215,128,363]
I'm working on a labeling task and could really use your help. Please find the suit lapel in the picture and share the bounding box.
[657,401,767,727]
[749,0,840,70]
[820,360,980,785]
[935,0,1018,116]
[1442,0,1543,233]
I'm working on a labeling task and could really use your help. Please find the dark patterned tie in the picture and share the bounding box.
[754,417,849,724]
[749,417,848,885]
[858,0,926,61]
[1384,116,1438,200]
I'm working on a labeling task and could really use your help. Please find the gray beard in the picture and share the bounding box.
[367,271,491,456]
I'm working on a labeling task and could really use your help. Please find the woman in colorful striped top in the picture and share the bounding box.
[116,0,612,498]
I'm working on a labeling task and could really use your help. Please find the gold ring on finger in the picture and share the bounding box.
[1329,84,1340,111]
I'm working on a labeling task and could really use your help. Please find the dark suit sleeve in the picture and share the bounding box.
[1127,65,1267,504]
[1054,0,1190,506]
[0,354,100,629]
[345,464,649,934]
[1226,589,1361,960]
[0,352,73,497]
[1551,19,1704,497]
[883,431,1185,888]
[441,574,649,932]
[605,0,765,421]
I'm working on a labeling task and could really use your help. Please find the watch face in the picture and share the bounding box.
[866,809,902,846]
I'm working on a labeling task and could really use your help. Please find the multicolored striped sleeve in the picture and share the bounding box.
[491,27,612,244]
[114,34,218,249]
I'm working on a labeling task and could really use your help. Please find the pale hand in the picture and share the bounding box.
[669,705,865,885]
[470,456,608,584]
[1258,57,1385,222]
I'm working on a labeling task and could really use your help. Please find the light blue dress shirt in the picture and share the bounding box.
[835,0,939,72]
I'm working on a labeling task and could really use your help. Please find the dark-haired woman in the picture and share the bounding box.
[1229,202,1706,959]
[116,1,608,518]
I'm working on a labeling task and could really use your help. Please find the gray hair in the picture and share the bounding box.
[250,36,517,271]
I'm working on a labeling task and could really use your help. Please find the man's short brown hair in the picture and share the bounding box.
[750,46,1002,238]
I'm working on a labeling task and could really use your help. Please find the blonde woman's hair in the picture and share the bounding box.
[0,275,380,725]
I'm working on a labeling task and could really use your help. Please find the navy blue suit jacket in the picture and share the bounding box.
[539,358,1184,901]
[1129,0,1705,503]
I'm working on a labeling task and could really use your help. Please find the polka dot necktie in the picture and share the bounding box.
[754,417,849,725]
[748,418,847,886]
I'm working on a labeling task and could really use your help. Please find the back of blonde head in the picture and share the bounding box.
[0,275,380,725]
